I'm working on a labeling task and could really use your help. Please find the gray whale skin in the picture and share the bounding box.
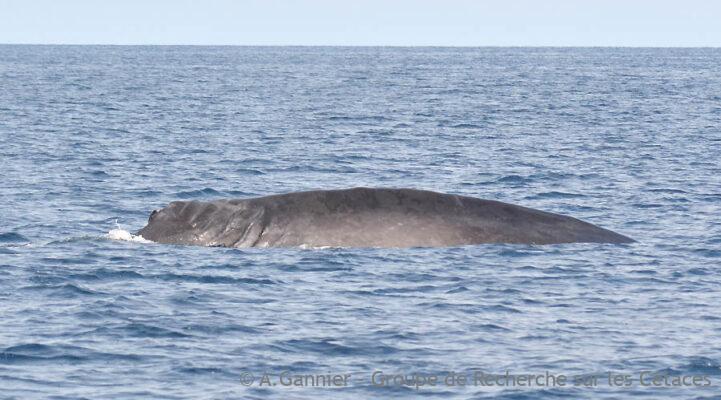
[138,188,633,248]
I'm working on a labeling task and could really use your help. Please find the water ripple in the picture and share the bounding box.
[1,45,719,400]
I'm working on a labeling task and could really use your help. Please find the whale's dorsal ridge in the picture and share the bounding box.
[137,188,633,248]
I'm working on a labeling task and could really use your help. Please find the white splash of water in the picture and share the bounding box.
[106,220,153,243]
[298,244,335,250]
[106,228,152,243]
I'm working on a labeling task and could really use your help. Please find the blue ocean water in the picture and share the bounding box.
[1,45,720,399]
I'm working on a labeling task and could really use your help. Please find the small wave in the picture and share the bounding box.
[647,188,688,194]
[496,174,532,184]
[152,273,276,285]
[448,123,483,129]
[446,286,469,294]
[274,338,398,357]
[0,343,144,365]
[106,229,152,243]
[0,232,30,246]
[474,323,512,332]
[68,268,145,281]
[175,366,229,376]
[46,234,107,246]
[182,323,261,335]
[20,283,104,298]
[235,168,265,175]
[526,191,586,199]
[175,187,223,198]
[298,244,336,250]
[683,356,721,375]
[224,190,256,197]
[327,115,391,122]
[86,169,110,177]
[119,322,192,338]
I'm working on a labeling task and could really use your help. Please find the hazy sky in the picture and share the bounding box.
[0,0,719,46]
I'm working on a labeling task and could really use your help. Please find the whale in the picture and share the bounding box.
[137,188,633,248]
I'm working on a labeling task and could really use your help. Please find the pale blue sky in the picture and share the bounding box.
[0,0,718,46]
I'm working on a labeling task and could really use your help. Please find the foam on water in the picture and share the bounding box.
[106,228,153,244]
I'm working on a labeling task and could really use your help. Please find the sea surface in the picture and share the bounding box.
[1,46,720,399]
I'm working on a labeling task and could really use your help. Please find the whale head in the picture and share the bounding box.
[137,201,204,244]
[137,200,266,247]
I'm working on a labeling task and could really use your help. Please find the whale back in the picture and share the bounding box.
[137,188,634,248]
